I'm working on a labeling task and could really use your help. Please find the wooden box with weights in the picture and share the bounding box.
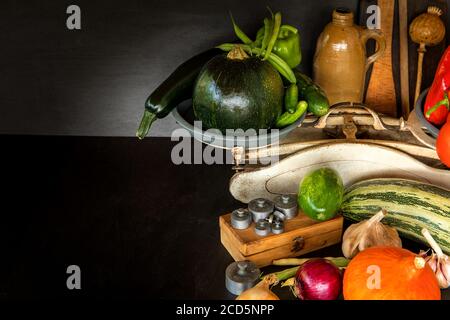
[220,213,343,268]
[219,103,450,267]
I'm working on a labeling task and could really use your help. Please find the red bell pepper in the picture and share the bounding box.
[424,46,450,126]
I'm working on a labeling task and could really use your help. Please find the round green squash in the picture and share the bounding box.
[192,47,284,132]
[298,168,344,221]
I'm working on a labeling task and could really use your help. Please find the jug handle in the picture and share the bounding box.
[361,29,386,72]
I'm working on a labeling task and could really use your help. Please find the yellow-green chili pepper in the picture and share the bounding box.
[276,100,307,128]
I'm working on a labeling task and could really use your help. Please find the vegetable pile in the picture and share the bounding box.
[235,169,448,301]
[133,7,450,300]
[217,10,330,128]
[341,178,450,255]
[236,257,349,300]
[137,9,330,138]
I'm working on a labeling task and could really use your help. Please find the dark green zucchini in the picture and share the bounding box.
[136,48,221,139]
[294,70,330,116]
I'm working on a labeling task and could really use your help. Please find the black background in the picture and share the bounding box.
[3,0,449,137]
[1,0,362,137]
[2,0,449,136]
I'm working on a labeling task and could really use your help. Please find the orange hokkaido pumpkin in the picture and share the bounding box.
[343,247,441,300]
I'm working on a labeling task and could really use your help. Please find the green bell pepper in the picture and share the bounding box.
[255,24,301,69]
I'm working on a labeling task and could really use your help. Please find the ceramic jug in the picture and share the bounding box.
[313,8,386,106]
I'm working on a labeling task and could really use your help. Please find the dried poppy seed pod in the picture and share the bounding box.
[409,6,446,103]
[409,6,446,47]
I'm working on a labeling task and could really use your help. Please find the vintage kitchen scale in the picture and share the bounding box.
[223,101,450,267]
[173,94,450,267]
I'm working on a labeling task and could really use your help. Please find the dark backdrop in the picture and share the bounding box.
[1,0,449,137]
[1,0,359,137]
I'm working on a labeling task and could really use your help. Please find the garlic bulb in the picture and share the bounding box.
[342,209,402,259]
[421,228,450,289]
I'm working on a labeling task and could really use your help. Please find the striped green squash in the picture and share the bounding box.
[341,178,450,254]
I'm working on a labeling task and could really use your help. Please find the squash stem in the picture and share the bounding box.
[136,109,157,140]
[227,45,249,60]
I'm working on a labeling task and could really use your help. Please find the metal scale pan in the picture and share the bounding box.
[171,99,306,151]
[407,89,440,149]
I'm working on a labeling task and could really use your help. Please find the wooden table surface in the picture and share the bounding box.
[0,136,448,300]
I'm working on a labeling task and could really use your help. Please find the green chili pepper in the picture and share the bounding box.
[263,12,282,61]
[229,13,253,45]
[216,43,296,84]
[284,84,298,113]
[276,100,307,128]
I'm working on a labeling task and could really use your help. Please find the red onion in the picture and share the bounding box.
[294,258,342,300]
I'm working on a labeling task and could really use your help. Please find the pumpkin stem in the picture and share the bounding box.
[227,45,249,60]
[414,256,426,269]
